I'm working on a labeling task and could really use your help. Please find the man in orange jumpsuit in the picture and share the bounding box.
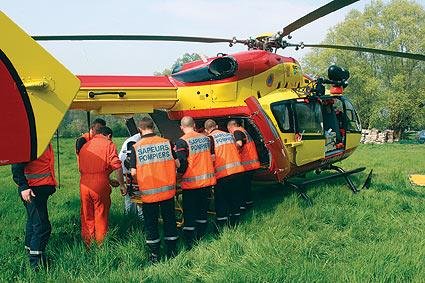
[78,126,125,245]
[75,118,106,154]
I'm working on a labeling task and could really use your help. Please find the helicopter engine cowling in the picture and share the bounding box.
[209,56,238,79]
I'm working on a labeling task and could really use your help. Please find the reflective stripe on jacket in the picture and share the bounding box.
[180,131,216,189]
[229,127,261,171]
[209,130,244,179]
[134,136,176,203]
[24,143,56,187]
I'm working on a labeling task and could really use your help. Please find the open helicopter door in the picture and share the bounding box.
[0,12,80,165]
[245,96,290,182]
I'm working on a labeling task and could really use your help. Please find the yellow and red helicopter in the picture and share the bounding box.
[1,0,424,201]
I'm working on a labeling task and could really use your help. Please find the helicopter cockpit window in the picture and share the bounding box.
[294,101,323,134]
[343,98,361,132]
[271,103,293,132]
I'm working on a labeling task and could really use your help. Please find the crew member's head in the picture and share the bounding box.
[180,116,195,134]
[204,119,218,134]
[98,126,113,140]
[90,118,106,135]
[138,117,155,135]
[227,119,241,132]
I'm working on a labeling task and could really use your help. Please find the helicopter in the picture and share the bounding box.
[1,0,424,202]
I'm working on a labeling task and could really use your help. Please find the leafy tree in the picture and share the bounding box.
[154,52,201,75]
[303,0,425,137]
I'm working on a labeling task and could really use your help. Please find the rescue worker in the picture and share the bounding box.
[78,126,125,245]
[119,132,143,220]
[11,143,56,270]
[75,118,106,154]
[130,117,180,263]
[227,119,260,211]
[204,119,244,229]
[175,116,216,248]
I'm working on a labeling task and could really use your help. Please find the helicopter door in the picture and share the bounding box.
[0,12,80,165]
[341,97,362,150]
[245,96,290,182]
[293,99,325,166]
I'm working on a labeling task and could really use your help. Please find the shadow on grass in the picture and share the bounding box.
[372,181,425,199]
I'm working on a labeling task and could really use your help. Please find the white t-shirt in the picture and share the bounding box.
[119,133,141,174]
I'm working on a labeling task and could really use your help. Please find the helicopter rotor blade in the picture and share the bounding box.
[302,44,425,61]
[32,34,246,44]
[282,0,359,37]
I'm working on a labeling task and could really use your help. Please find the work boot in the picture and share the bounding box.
[165,239,178,259]
[229,214,240,228]
[183,229,196,250]
[214,217,229,235]
[29,253,48,271]
[147,242,160,264]
[239,205,247,214]
[245,200,254,210]
[148,253,160,264]
[195,221,207,241]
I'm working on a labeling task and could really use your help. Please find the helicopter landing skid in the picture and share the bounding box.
[286,166,373,206]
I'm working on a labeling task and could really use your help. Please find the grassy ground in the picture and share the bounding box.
[0,139,424,282]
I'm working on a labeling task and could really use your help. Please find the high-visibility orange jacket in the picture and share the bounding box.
[180,131,216,189]
[24,143,57,187]
[82,132,91,142]
[133,135,176,203]
[208,129,244,179]
[229,127,261,172]
[78,134,122,194]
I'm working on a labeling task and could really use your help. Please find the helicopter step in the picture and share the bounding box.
[286,166,373,206]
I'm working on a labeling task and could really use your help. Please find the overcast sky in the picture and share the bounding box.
[2,0,423,75]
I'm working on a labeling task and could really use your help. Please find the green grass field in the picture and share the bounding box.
[0,139,424,282]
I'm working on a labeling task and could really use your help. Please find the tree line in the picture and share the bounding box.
[59,1,424,138]
[302,0,425,137]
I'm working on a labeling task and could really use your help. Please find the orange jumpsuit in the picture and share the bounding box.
[78,134,121,244]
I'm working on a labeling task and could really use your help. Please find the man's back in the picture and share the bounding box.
[79,135,119,174]
[78,134,121,194]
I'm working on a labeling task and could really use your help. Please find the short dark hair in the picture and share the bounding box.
[227,119,241,127]
[98,126,113,137]
[92,118,106,127]
[139,117,154,130]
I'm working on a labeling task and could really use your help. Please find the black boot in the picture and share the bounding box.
[165,239,178,259]
[245,200,254,210]
[29,253,48,271]
[214,217,228,235]
[229,214,240,228]
[147,242,160,264]
[195,221,208,241]
[183,229,196,250]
